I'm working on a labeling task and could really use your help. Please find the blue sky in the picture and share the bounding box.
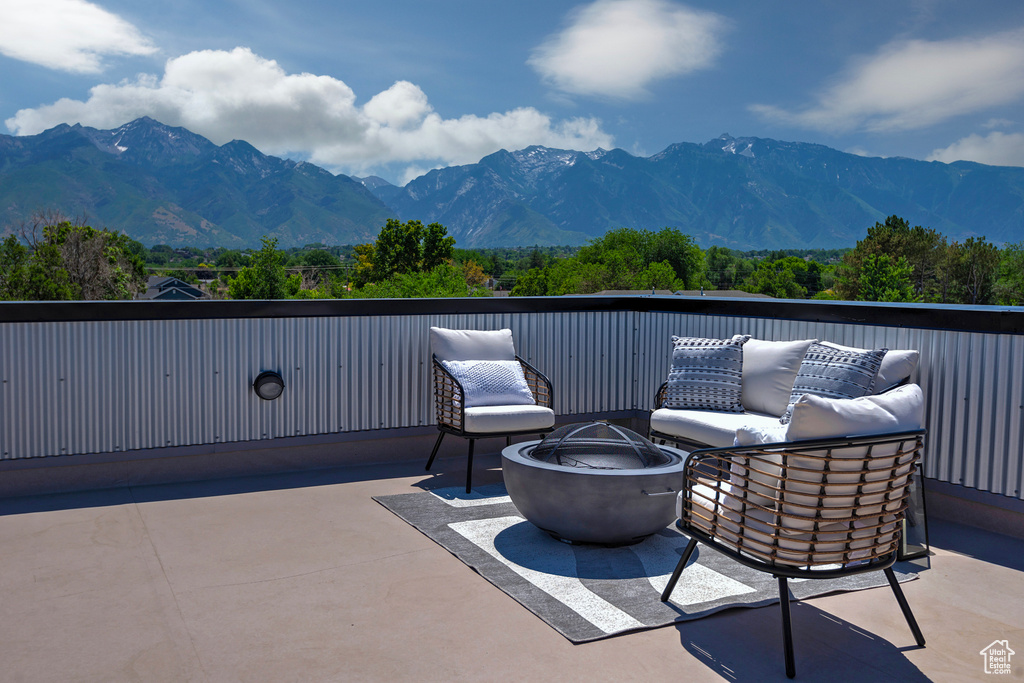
[2,0,1024,184]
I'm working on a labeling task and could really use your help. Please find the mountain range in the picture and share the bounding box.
[1,117,1022,250]
[0,117,392,247]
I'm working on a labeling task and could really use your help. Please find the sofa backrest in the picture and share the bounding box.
[740,337,920,417]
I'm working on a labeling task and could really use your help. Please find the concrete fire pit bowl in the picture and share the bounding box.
[501,422,687,546]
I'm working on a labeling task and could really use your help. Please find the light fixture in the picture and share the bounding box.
[253,370,285,400]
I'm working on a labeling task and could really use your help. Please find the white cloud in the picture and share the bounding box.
[750,29,1024,132]
[983,118,1015,130]
[4,47,614,180]
[927,131,1024,166]
[528,0,727,99]
[0,0,156,73]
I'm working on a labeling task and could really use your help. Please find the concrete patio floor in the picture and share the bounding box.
[1,451,1022,682]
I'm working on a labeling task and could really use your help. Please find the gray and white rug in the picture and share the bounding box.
[375,484,917,643]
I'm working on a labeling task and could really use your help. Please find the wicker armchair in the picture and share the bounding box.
[661,430,926,678]
[425,328,554,493]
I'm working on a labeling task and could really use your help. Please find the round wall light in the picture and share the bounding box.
[253,371,285,400]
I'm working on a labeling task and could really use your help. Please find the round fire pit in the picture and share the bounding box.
[501,422,686,545]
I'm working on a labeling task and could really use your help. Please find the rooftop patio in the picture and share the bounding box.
[1,451,1022,682]
[1,295,1023,680]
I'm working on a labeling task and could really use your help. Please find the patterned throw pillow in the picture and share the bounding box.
[664,335,751,412]
[780,342,887,424]
[441,360,536,408]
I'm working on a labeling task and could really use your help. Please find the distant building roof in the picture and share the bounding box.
[592,289,773,298]
[139,276,209,300]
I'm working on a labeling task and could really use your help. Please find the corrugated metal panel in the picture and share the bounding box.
[1,309,1022,501]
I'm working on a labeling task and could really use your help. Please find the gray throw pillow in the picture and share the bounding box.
[664,335,751,412]
[780,342,887,424]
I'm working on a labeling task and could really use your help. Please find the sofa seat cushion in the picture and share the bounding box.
[650,408,781,448]
[463,405,555,434]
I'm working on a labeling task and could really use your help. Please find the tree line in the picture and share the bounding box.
[1,211,1022,306]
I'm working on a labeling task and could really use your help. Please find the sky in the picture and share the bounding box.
[2,0,1024,185]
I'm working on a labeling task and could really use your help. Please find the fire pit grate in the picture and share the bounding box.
[527,422,672,470]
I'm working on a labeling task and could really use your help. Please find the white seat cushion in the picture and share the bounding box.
[650,408,781,448]
[463,405,555,434]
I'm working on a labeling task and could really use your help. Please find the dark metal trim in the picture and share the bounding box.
[3,295,1023,335]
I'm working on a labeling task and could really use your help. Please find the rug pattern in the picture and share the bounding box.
[375,484,916,643]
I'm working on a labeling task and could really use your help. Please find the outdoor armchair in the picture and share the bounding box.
[426,327,554,493]
[661,427,926,678]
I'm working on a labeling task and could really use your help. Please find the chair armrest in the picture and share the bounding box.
[517,356,553,409]
[432,356,465,431]
[654,381,668,410]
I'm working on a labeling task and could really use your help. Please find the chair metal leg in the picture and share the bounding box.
[660,537,698,602]
[425,432,445,471]
[778,576,796,679]
[506,435,512,447]
[465,439,476,493]
[885,566,926,646]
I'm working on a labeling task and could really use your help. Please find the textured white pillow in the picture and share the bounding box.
[820,341,920,392]
[441,360,535,408]
[430,327,517,362]
[741,338,818,416]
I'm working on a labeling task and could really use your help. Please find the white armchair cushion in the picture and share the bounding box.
[463,405,555,433]
[820,341,919,392]
[441,359,535,408]
[784,383,924,441]
[741,338,817,416]
[430,327,516,362]
[779,384,924,531]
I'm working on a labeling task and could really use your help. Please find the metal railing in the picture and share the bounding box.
[1,295,1021,500]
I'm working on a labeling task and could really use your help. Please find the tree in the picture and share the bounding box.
[995,241,1024,305]
[373,218,423,279]
[422,222,455,270]
[834,216,945,301]
[0,235,29,300]
[510,268,548,296]
[858,254,917,302]
[741,260,806,299]
[300,249,341,287]
[228,236,287,299]
[354,219,457,284]
[353,264,489,299]
[3,215,147,301]
[942,237,999,305]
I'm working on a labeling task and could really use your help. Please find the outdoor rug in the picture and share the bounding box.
[374,483,918,644]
